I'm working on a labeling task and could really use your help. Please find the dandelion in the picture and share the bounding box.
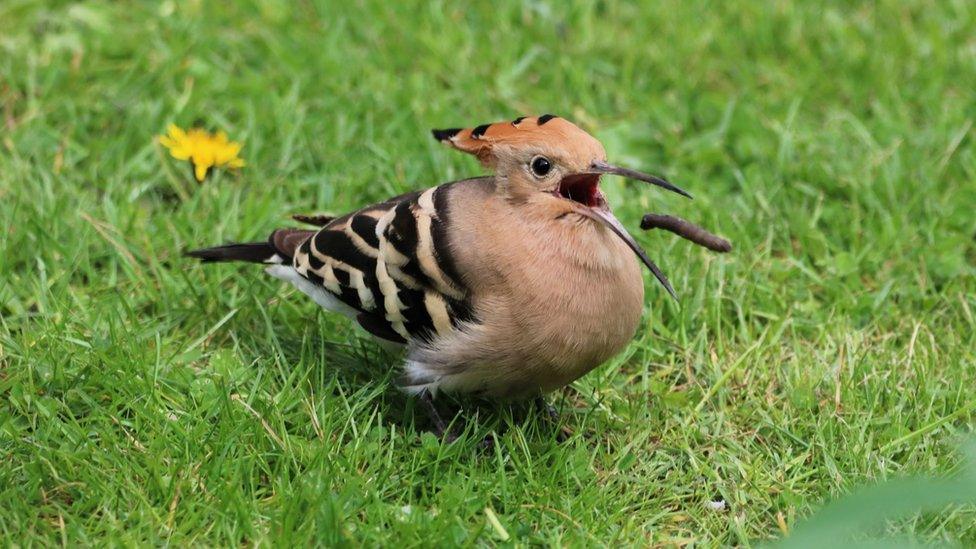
[158,124,245,182]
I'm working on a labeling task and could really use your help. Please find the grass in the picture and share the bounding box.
[2,0,975,545]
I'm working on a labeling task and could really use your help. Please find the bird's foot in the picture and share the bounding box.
[535,396,560,422]
[535,396,571,442]
[479,432,496,451]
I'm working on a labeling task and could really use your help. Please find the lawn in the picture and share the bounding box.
[2,0,975,545]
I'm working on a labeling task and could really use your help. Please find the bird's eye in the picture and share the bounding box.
[530,156,552,177]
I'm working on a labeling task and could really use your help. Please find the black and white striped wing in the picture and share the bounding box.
[292,184,473,344]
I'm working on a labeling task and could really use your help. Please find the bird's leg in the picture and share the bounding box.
[534,396,570,442]
[416,391,496,449]
[419,389,457,442]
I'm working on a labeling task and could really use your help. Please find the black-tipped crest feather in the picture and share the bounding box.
[431,128,462,141]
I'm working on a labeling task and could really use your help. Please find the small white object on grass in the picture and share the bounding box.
[707,499,727,511]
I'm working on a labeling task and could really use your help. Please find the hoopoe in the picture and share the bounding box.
[188,115,726,434]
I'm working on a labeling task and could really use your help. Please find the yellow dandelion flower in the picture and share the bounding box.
[158,124,245,182]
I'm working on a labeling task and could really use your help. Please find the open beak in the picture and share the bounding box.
[588,160,692,199]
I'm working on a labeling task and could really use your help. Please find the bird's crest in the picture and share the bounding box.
[431,114,605,168]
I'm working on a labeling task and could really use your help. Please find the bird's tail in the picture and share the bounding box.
[186,228,315,264]
[184,242,280,263]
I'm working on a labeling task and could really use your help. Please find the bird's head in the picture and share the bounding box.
[432,114,691,299]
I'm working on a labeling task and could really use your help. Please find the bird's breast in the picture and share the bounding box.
[474,211,645,393]
[441,186,648,397]
[527,221,644,385]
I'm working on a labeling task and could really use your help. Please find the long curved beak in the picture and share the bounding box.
[589,160,692,199]
[571,204,678,300]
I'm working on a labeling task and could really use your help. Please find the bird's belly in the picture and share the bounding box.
[529,291,642,392]
[470,260,644,398]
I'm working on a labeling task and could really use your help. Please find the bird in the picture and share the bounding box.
[186,114,712,436]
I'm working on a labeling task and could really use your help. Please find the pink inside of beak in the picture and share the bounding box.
[556,173,604,208]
